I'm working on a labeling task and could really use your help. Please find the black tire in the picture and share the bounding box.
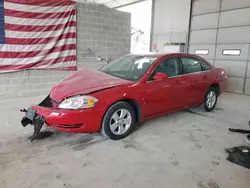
[204,87,218,112]
[101,102,136,140]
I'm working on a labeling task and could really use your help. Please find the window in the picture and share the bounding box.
[222,49,241,56]
[180,57,202,74]
[201,61,210,71]
[149,57,181,80]
[195,49,209,55]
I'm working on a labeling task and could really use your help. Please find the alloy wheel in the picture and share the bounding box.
[206,91,216,109]
[109,109,132,135]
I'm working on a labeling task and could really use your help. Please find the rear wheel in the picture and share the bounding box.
[204,87,218,112]
[101,102,136,140]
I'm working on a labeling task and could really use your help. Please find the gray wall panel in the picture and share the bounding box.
[217,26,250,44]
[215,44,249,61]
[192,0,220,15]
[219,8,250,27]
[188,44,215,60]
[191,13,219,30]
[245,79,250,94]
[247,63,250,78]
[189,0,250,94]
[206,59,214,64]
[153,0,191,35]
[215,60,246,78]
[190,29,217,44]
[226,77,244,93]
[221,0,250,11]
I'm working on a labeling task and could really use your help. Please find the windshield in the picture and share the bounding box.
[99,55,157,81]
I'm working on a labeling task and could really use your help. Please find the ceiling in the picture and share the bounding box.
[77,0,144,8]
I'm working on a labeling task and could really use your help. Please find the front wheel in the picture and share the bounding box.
[101,102,136,140]
[204,87,218,112]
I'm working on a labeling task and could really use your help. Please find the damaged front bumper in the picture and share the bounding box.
[20,95,55,141]
[21,108,45,141]
[20,95,106,140]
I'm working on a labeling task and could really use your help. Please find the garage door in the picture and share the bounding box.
[188,0,250,94]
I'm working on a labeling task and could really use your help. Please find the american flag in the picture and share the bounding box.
[0,0,77,73]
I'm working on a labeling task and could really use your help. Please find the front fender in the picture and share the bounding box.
[91,85,145,121]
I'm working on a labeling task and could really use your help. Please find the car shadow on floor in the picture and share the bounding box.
[25,105,220,144]
[23,126,107,151]
[130,106,222,135]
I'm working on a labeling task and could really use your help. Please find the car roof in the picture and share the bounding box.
[124,53,213,67]
[130,52,191,58]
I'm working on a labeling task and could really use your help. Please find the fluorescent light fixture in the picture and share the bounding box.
[195,49,209,55]
[222,49,241,56]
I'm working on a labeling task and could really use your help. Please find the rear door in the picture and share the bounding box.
[179,56,212,106]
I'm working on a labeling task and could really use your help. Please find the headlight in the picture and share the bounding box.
[58,95,98,109]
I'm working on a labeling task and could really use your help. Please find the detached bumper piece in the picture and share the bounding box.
[225,146,250,169]
[21,108,45,142]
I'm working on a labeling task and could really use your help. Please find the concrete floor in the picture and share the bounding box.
[0,93,250,188]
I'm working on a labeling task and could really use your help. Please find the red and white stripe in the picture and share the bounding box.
[0,0,77,72]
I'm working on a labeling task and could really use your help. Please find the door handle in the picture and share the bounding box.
[176,80,181,84]
[203,75,207,80]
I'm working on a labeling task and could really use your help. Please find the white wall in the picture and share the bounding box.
[152,0,191,51]
[118,0,152,53]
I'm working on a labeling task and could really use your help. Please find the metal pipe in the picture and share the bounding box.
[149,0,155,52]
[114,0,148,9]
[186,0,193,53]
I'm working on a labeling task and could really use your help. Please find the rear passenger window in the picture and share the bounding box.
[180,57,202,74]
[201,61,210,71]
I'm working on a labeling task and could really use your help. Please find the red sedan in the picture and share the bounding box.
[21,53,228,140]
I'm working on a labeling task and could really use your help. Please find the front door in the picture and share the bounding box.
[142,57,187,116]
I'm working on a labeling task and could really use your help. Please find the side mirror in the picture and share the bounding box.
[153,72,168,81]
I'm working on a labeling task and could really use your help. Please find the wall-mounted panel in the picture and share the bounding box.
[217,26,250,44]
[221,0,250,11]
[188,44,215,60]
[152,0,191,52]
[215,60,246,78]
[215,44,249,61]
[219,8,250,27]
[191,13,219,30]
[189,29,217,44]
[192,0,220,15]
[226,77,244,93]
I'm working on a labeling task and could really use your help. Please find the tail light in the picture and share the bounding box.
[220,70,228,79]
[224,72,228,79]
[221,71,227,78]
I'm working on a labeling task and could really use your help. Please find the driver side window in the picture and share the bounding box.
[149,57,181,81]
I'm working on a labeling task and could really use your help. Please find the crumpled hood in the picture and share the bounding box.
[50,68,131,102]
